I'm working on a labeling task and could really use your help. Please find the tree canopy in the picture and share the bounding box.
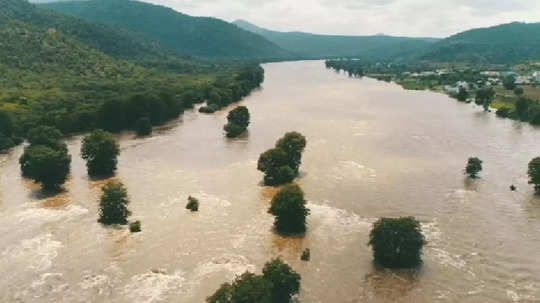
[19,144,71,190]
[258,132,307,186]
[465,157,483,178]
[81,130,120,176]
[98,181,131,225]
[224,106,250,138]
[268,184,310,234]
[528,157,540,195]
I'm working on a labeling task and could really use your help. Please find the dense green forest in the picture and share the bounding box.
[233,20,439,62]
[41,0,291,59]
[0,0,265,152]
[420,22,540,64]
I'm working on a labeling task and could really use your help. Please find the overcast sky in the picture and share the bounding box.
[137,0,540,38]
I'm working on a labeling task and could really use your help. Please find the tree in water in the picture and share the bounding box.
[456,87,469,102]
[262,258,301,303]
[465,157,483,178]
[475,87,495,111]
[98,181,131,225]
[224,106,250,138]
[268,184,310,234]
[81,130,120,176]
[528,157,540,195]
[19,145,71,190]
[368,217,426,268]
[515,98,530,121]
[257,132,306,186]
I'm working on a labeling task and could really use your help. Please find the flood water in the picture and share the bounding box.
[1,61,540,303]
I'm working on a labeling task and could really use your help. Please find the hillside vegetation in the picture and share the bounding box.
[41,0,291,59]
[233,20,438,62]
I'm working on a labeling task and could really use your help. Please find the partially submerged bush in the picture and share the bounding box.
[301,248,311,261]
[129,221,141,233]
[224,106,250,138]
[268,184,310,234]
[199,104,219,114]
[465,157,483,178]
[368,217,426,268]
[528,157,540,195]
[257,132,306,186]
[186,196,199,212]
[81,130,120,176]
[98,181,131,225]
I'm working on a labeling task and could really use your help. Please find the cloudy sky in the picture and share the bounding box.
[138,0,540,38]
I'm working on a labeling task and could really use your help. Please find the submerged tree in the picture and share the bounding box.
[81,130,120,176]
[19,144,71,190]
[98,181,131,225]
[262,258,301,303]
[528,157,540,195]
[257,132,307,186]
[368,217,426,268]
[268,184,310,234]
[224,106,250,138]
[465,157,483,178]
[475,87,495,111]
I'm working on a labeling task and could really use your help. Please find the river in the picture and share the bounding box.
[1,61,540,302]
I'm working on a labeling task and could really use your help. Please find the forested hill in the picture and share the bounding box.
[2,0,168,60]
[421,22,540,64]
[40,0,291,59]
[233,20,439,62]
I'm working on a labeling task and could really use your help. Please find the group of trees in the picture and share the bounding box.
[496,97,540,124]
[474,87,495,111]
[81,130,120,176]
[207,258,301,303]
[257,132,307,186]
[0,111,22,152]
[19,126,71,190]
[224,106,250,138]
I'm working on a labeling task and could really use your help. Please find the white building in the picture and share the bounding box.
[533,71,540,82]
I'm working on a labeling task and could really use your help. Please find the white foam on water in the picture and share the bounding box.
[329,160,377,181]
[193,254,256,279]
[79,271,110,290]
[15,205,89,223]
[445,189,476,204]
[308,202,372,235]
[123,270,185,303]
[1,233,62,272]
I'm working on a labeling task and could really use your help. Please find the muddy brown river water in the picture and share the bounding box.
[1,61,540,303]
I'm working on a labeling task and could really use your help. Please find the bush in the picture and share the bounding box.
[135,117,152,136]
[18,144,71,190]
[186,196,199,212]
[531,113,540,125]
[224,106,250,138]
[98,181,131,225]
[514,87,524,96]
[496,107,511,118]
[528,157,540,195]
[368,217,426,268]
[81,130,120,176]
[27,126,65,150]
[301,248,311,261]
[262,258,301,303]
[257,132,307,186]
[199,104,218,114]
[207,258,300,303]
[465,157,483,178]
[268,184,310,234]
[129,221,141,233]
[515,98,531,121]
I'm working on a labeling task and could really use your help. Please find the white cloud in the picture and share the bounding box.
[141,0,539,37]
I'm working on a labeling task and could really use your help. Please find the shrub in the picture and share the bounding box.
[257,132,307,186]
[268,184,310,234]
[465,157,483,178]
[496,107,511,118]
[224,106,250,138]
[81,130,120,176]
[528,157,540,195]
[129,221,141,233]
[368,217,426,268]
[262,258,301,303]
[98,181,131,225]
[514,87,524,96]
[199,104,219,114]
[135,117,152,136]
[18,144,71,190]
[186,196,199,212]
[301,248,311,261]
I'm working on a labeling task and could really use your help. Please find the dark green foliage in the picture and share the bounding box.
[515,98,530,121]
[224,106,250,138]
[199,105,218,114]
[186,196,199,212]
[456,87,469,102]
[42,0,290,59]
[135,117,152,136]
[207,259,301,303]
[465,157,483,178]
[510,185,517,191]
[503,75,516,90]
[531,112,540,126]
[262,258,301,303]
[81,130,120,176]
[258,132,307,186]
[18,144,71,190]
[98,181,131,225]
[27,126,64,149]
[129,221,141,233]
[421,22,540,64]
[475,87,495,111]
[496,107,512,118]
[0,111,13,137]
[528,158,540,194]
[514,87,524,96]
[268,184,310,234]
[0,132,15,152]
[301,248,311,261]
[368,217,426,268]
